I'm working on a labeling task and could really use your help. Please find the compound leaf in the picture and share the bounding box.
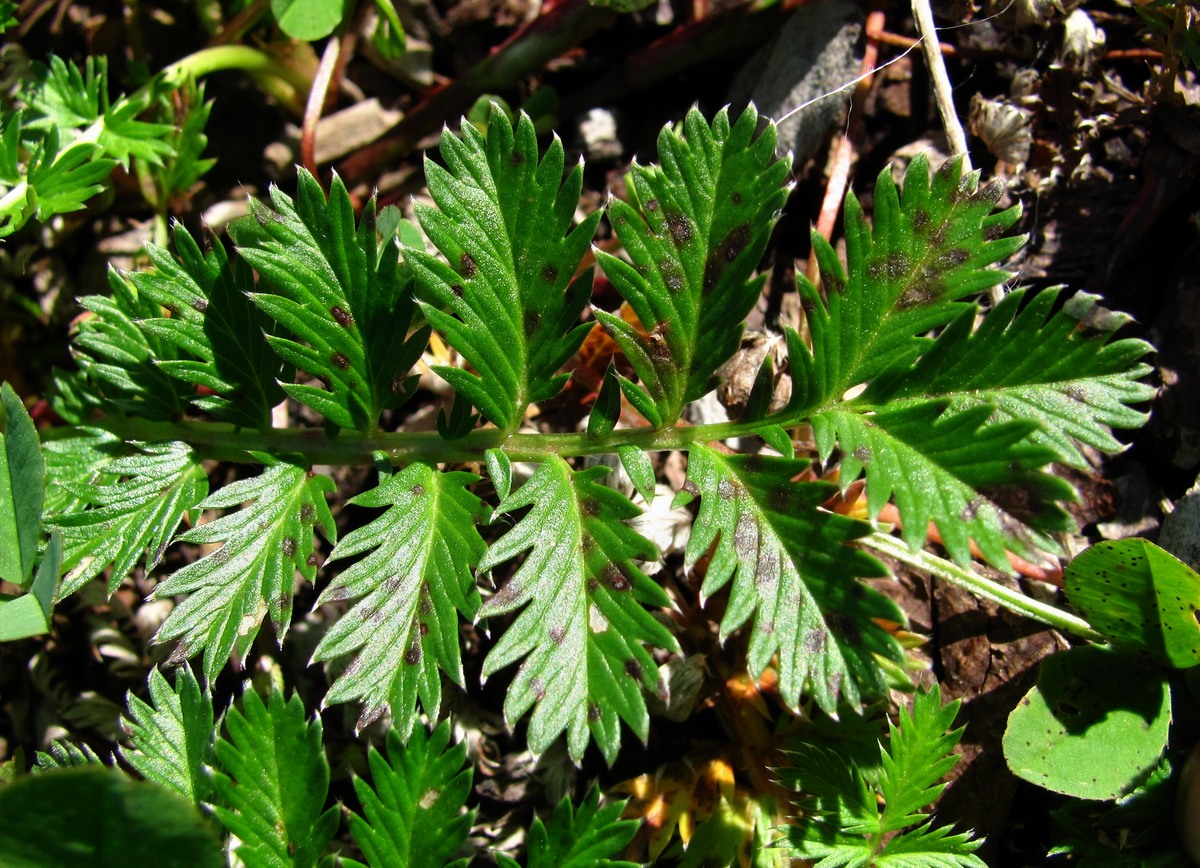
[313,463,488,735]
[51,440,207,597]
[406,106,601,432]
[119,666,216,806]
[230,169,425,432]
[212,688,338,868]
[134,223,285,429]
[498,786,639,868]
[479,456,679,764]
[343,721,475,868]
[783,685,984,866]
[153,462,335,681]
[678,444,902,713]
[594,104,789,426]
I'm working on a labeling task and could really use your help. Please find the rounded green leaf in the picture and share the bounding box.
[271,0,347,39]
[1064,538,1200,668]
[0,768,223,867]
[1003,645,1170,800]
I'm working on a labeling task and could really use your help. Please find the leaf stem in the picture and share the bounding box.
[861,531,1103,641]
[157,46,310,117]
[44,414,794,466]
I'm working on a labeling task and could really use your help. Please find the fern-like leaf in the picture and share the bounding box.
[677,444,902,712]
[479,456,679,763]
[343,721,475,868]
[864,288,1154,468]
[313,463,488,734]
[815,403,1076,567]
[212,688,339,868]
[789,153,1024,412]
[153,463,336,680]
[74,270,194,421]
[782,684,984,867]
[133,223,286,429]
[593,104,790,427]
[26,56,175,168]
[496,786,640,868]
[119,666,215,806]
[228,170,426,432]
[50,440,207,597]
[405,106,602,431]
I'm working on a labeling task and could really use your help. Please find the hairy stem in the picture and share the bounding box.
[861,531,1102,641]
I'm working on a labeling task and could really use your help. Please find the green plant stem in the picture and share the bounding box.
[861,531,1103,641]
[44,414,791,465]
[157,46,310,117]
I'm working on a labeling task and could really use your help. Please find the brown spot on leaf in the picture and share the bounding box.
[282,537,296,556]
[307,553,320,567]
[300,504,316,523]
[645,198,660,213]
[530,677,546,699]
[731,191,743,204]
[666,213,693,246]
[419,621,429,636]
[603,564,631,592]
[588,703,602,720]
[411,483,425,496]
[541,264,558,283]
[510,149,523,166]
[912,209,931,231]
[451,284,463,298]
[459,252,477,278]
[524,311,541,335]
[331,306,353,327]
[936,248,970,269]
[625,658,643,680]
[853,445,872,463]
[190,297,208,313]
[331,351,350,370]
[549,625,566,644]
[405,643,421,665]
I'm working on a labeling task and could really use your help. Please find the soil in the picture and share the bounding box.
[3,0,1200,864]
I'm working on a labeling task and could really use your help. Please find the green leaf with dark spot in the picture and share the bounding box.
[406,106,601,432]
[153,462,335,680]
[1064,539,1200,669]
[313,463,487,735]
[479,457,678,763]
[1004,645,1170,800]
[595,104,789,427]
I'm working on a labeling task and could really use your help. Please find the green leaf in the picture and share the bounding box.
[783,685,984,866]
[1063,539,1200,668]
[1003,645,1170,800]
[865,288,1154,468]
[212,688,339,868]
[34,738,107,771]
[271,0,349,40]
[406,106,602,431]
[343,722,475,868]
[0,768,223,868]
[133,223,286,428]
[479,456,679,763]
[50,441,206,597]
[26,56,175,169]
[515,786,640,868]
[679,444,902,713]
[594,104,790,426]
[877,685,965,834]
[153,462,335,681]
[51,440,208,597]
[119,666,216,806]
[140,78,216,207]
[313,463,488,734]
[815,401,1076,568]
[0,381,43,586]
[790,153,1024,412]
[75,269,194,421]
[0,529,60,640]
[230,170,426,432]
